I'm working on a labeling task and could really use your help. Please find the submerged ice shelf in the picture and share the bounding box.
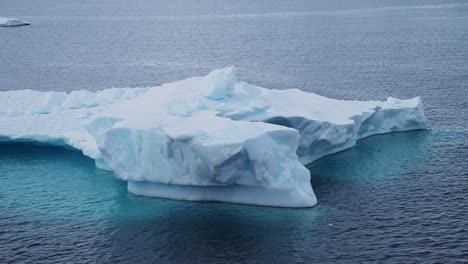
[0,67,430,207]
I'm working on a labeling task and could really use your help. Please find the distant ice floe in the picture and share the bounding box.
[0,67,430,207]
[0,17,30,27]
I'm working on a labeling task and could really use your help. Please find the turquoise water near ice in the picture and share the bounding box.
[1,0,468,263]
[1,129,466,263]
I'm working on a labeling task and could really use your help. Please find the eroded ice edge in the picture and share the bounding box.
[0,67,430,207]
[0,17,30,27]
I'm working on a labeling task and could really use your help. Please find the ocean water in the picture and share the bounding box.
[1,0,467,263]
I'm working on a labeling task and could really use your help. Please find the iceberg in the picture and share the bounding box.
[0,17,30,27]
[0,67,430,207]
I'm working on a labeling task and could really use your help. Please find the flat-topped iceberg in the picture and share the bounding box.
[0,67,430,207]
[0,17,30,27]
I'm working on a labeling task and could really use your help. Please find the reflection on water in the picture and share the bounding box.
[1,129,467,263]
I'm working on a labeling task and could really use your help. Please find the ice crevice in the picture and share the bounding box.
[0,67,430,207]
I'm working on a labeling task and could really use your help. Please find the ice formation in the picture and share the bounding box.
[0,67,430,207]
[0,17,30,27]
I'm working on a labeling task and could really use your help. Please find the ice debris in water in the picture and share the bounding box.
[0,17,30,27]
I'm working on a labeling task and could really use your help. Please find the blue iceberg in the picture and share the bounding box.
[0,67,430,207]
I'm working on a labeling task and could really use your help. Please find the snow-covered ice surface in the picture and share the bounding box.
[0,17,30,27]
[0,67,430,207]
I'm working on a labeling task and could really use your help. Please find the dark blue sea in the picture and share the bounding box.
[1,0,467,263]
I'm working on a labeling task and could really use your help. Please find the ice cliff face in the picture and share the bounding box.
[0,67,430,207]
[0,17,30,27]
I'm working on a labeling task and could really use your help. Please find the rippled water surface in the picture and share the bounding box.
[1,0,467,263]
